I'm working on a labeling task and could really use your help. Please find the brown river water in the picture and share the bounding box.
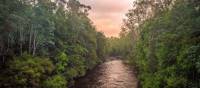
[73,57,138,88]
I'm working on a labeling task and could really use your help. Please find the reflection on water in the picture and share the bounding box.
[74,57,138,88]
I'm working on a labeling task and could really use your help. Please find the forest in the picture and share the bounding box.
[0,0,107,87]
[0,0,200,88]
[110,0,200,88]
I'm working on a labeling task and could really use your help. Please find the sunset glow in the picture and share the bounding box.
[79,0,133,37]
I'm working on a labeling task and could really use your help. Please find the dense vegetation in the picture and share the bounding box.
[109,0,200,88]
[0,0,107,87]
[1,0,200,88]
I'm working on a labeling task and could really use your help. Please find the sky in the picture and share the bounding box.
[79,0,133,37]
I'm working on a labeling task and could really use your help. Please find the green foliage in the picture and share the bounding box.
[8,53,54,88]
[66,55,86,78]
[107,33,135,58]
[56,52,69,74]
[96,32,107,59]
[109,0,200,88]
[43,75,67,88]
[0,0,107,87]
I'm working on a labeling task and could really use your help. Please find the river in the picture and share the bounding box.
[73,57,138,88]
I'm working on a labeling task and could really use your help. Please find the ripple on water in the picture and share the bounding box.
[74,58,138,88]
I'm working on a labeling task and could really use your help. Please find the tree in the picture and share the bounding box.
[2,54,54,88]
[0,0,107,87]
[121,0,200,88]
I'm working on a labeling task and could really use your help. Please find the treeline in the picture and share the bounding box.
[0,0,107,87]
[110,0,200,88]
[107,34,134,57]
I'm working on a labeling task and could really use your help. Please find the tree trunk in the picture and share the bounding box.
[20,25,23,56]
[29,27,33,54]
[32,30,37,56]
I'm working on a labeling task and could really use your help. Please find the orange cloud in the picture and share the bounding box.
[79,0,132,37]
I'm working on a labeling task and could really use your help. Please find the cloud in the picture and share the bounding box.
[79,0,132,37]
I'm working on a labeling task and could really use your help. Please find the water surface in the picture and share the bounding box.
[74,57,138,88]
